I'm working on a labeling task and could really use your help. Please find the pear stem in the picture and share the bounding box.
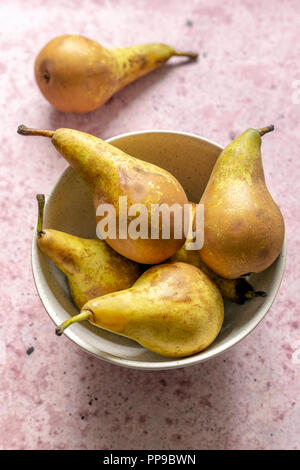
[258,125,274,136]
[36,194,45,235]
[55,310,92,336]
[173,50,198,59]
[245,291,267,299]
[17,124,54,138]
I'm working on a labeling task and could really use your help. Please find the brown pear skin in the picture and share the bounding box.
[199,126,285,279]
[36,195,141,309]
[56,262,224,358]
[170,202,267,303]
[19,127,188,264]
[34,34,198,113]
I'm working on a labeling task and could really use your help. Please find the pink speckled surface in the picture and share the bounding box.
[0,0,299,450]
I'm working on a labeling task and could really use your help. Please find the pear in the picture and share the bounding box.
[18,126,188,264]
[199,126,285,279]
[55,262,224,358]
[170,202,267,303]
[36,194,141,309]
[34,34,198,113]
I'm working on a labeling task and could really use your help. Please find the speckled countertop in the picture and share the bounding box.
[0,0,299,450]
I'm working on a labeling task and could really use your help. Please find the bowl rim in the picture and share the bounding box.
[31,129,287,370]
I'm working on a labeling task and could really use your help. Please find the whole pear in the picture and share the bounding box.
[56,262,224,358]
[34,34,197,113]
[19,127,188,264]
[36,195,141,309]
[199,126,285,279]
[170,202,267,303]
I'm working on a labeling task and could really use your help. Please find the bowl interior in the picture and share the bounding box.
[32,131,286,369]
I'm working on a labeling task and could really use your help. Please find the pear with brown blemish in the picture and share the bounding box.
[34,34,198,113]
[36,195,141,309]
[55,262,224,358]
[19,127,188,264]
[199,126,285,279]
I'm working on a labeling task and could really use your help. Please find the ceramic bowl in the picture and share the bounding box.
[31,130,286,370]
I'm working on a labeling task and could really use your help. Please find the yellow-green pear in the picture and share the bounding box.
[56,261,224,358]
[19,127,189,264]
[199,126,285,279]
[34,34,197,113]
